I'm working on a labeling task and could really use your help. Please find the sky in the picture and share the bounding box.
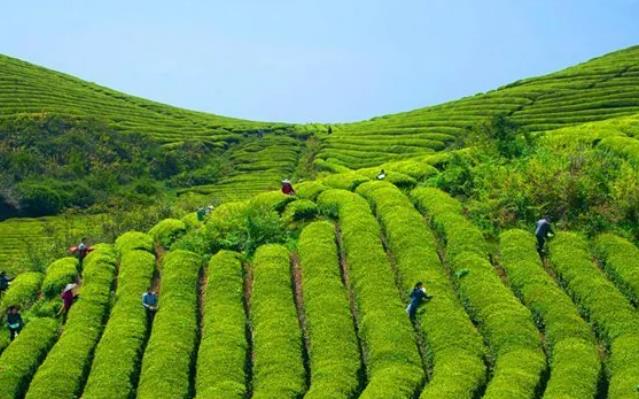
[1,1,638,123]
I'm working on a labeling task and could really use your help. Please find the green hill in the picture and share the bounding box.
[2,45,639,398]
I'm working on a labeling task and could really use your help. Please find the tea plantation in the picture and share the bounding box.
[2,46,639,398]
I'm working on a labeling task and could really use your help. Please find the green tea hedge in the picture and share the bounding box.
[550,232,639,398]
[25,245,117,399]
[500,229,600,398]
[251,244,306,399]
[0,317,59,399]
[0,272,43,314]
[358,181,486,399]
[595,233,639,304]
[148,218,187,249]
[317,189,423,399]
[282,199,318,223]
[137,250,201,399]
[195,250,247,399]
[411,187,545,399]
[82,248,156,399]
[41,257,79,298]
[298,221,361,398]
[114,231,154,254]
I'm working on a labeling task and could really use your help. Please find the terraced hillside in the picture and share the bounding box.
[2,45,639,398]
[321,45,639,168]
[4,169,639,398]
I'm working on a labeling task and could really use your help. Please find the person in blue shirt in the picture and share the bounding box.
[142,287,158,322]
[535,216,555,254]
[406,282,432,321]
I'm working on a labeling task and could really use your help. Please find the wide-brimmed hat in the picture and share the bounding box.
[63,283,77,292]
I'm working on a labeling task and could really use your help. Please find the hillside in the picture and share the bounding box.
[2,45,639,398]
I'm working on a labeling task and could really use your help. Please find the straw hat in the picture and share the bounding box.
[63,283,77,292]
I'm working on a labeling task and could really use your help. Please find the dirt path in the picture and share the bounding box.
[290,252,311,391]
[242,261,254,398]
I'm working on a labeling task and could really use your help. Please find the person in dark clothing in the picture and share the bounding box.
[59,283,78,321]
[142,288,158,323]
[0,271,10,296]
[281,179,296,196]
[535,216,555,254]
[406,282,432,320]
[7,306,23,341]
[327,126,333,135]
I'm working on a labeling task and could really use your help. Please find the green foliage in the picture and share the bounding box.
[595,233,639,305]
[356,167,417,188]
[294,181,327,200]
[251,244,305,398]
[282,199,318,223]
[468,115,534,158]
[203,200,287,255]
[25,245,117,399]
[0,272,43,314]
[41,257,79,298]
[83,248,156,399]
[411,187,545,399]
[137,250,201,399]
[321,172,369,191]
[549,232,639,398]
[195,251,247,399]
[0,318,59,399]
[148,218,187,249]
[357,181,486,398]
[499,229,600,398]
[15,182,63,216]
[298,221,361,398]
[114,231,154,254]
[317,189,423,399]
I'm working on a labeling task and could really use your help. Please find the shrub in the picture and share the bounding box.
[321,172,369,191]
[195,251,247,399]
[357,181,486,398]
[282,199,318,223]
[0,272,44,314]
[411,187,545,399]
[114,230,154,254]
[594,233,639,304]
[298,221,361,398]
[355,168,417,188]
[137,250,202,399]
[16,182,63,216]
[82,249,156,399]
[249,191,295,213]
[0,317,59,399]
[549,232,639,398]
[499,229,600,398]
[148,218,187,248]
[317,189,423,399]
[25,245,117,399]
[251,244,306,398]
[41,257,79,298]
[380,159,439,180]
[294,181,327,200]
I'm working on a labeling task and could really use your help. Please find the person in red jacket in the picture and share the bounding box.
[281,179,296,196]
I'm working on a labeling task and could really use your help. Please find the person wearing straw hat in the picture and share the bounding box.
[281,179,296,196]
[59,283,78,320]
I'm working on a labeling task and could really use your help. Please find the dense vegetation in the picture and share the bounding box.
[2,45,639,398]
